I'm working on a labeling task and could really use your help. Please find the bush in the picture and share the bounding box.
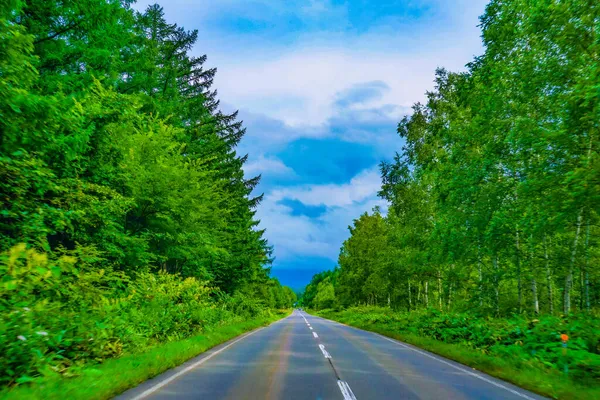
[0,245,253,386]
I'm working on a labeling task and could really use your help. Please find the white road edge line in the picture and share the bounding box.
[376,334,537,400]
[318,344,331,359]
[313,331,319,338]
[128,327,266,400]
[337,380,357,400]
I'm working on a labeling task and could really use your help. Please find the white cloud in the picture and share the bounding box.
[203,0,487,126]
[257,167,387,262]
[269,167,381,207]
[242,155,295,177]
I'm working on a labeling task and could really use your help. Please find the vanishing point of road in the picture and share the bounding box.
[117,310,547,400]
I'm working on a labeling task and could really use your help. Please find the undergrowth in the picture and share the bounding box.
[0,245,284,391]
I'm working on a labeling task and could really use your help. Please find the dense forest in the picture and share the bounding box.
[0,0,295,388]
[304,0,599,317]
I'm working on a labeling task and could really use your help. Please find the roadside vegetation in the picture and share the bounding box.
[302,1,600,398]
[0,0,294,397]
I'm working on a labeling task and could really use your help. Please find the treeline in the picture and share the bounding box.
[0,0,294,385]
[305,0,599,316]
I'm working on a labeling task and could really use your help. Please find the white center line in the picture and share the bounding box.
[337,380,357,400]
[318,344,331,359]
[313,331,319,338]
[309,326,313,330]
[376,334,537,400]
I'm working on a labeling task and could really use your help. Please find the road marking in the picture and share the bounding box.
[309,326,313,330]
[318,344,331,359]
[376,334,537,400]
[337,380,357,400]
[127,327,266,400]
[313,331,319,338]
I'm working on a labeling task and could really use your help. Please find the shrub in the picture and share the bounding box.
[0,244,258,386]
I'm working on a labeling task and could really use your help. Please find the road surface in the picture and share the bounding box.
[117,310,546,400]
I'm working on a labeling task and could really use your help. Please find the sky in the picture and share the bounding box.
[134,0,489,290]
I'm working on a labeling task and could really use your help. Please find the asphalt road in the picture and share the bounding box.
[117,310,547,400]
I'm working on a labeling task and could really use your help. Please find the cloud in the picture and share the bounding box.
[256,167,387,263]
[136,0,488,127]
[269,167,381,208]
[334,80,390,108]
[242,155,295,177]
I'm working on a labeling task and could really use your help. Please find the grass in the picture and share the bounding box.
[0,311,290,400]
[312,309,600,400]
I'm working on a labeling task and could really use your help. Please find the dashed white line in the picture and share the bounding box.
[318,344,331,359]
[127,327,266,400]
[313,331,319,338]
[309,326,313,330]
[337,380,357,400]
[376,334,537,400]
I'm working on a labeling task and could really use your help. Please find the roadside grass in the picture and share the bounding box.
[312,309,600,400]
[0,311,289,400]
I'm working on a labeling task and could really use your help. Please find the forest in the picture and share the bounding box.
[0,0,295,393]
[303,0,600,395]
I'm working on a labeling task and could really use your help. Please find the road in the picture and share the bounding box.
[117,310,547,400]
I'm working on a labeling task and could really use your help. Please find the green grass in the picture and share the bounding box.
[0,311,290,400]
[313,309,600,400]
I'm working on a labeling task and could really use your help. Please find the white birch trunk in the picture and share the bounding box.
[564,211,583,315]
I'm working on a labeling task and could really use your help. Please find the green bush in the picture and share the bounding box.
[0,244,256,386]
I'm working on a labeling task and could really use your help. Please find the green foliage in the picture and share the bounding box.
[0,245,279,386]
[301,269,338,309]
[313,278,336,310]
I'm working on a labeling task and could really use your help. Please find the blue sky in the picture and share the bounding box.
[134,0,488,290]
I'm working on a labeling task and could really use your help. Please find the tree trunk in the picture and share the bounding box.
[532,278,539,315]
[564,211,583,315]
[408,280,412,311]
[438,270,442,310]
[478,249,483,307]
[585,215,591,312]
[425,281,429,308]
[530,235,538,315]
[543,234,553,314]
[516,230,522,313]
[493,254,500,316]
